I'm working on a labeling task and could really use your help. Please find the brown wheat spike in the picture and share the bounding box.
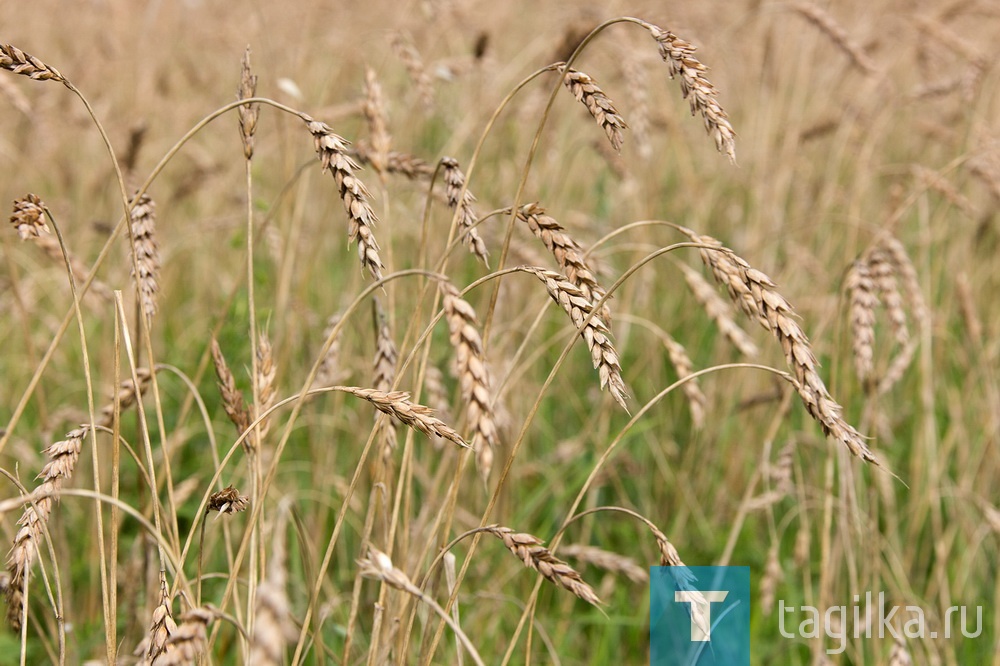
[760,544,782,616]
[0,44,70,88]
[248,511,296,666]
[10,193,49,239]
[845,259,878,387]
[390,33,434,111]
[372,298,399,460]
[790,2,877,74]
[559,65,628,152]
[314,314,348,388]
[207,485,250,516]
[135,575,176,664]
[422,364,453,450]
[340,387,468,449]
[6,425,88,631]
[97,366,152,428]
[237,46,259,160]
[875,237,928,330]
[888,633,913,666]
[559,544,648,583]
[679,262,758,357]
[517,203,611,324]
[866,249,909,346]
[676,226,881,467]
[210,338,252,449]
[363,67,392,177]
[10,194,114,301]
[484,525,602,607]
[350,140,435,181]
[151,607,213,666]
[304,117,384,281]
[640,22,737,163]
[663,334,707,429]
[623,54,652,159]
[255,331,276,442]
[440,281,498,483]
[440,157,489,264]
[521,266,628,409]
[128,192,160,320]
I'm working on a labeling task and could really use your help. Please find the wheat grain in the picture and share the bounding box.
[517,203,610,324]
[679,262,758,357]
[305,118,384,280]
[440,157,489,264]
[484,526,601,607]
[128,192,160,320]
[390,33,434,110]
[255,332,276,443]
[662,334,707,429]
[6,425,88,630]
[151,607,213,666]
[363,67,392,176]
[97,366,152,428]
[351,141,435,180]
[640,22,736,163]
[210,338,252,449]
[559,66,628,152]
[677,227,881,467]
[521,266,628,409]
[440,282,498,483]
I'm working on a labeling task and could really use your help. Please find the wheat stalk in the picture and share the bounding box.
[5,426,88,630]
[559,65,628,152]
[441,157,489,264]
[517,203,610,324]
[440,281,498,483]
[128,192,160,320]
[305,118,385,280]
[640,22,736,163]
[677,227,882,467]
[521,266,628,409]
[484,525,601,607]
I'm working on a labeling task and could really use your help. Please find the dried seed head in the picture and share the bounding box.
[845,259,878,388]
[10,194,49,240]
[305,118,384,280]
[559,66,628,152]
[207,485,250,516]
[363,67,392,176]
[372,299,399,460]
[210,338,252,450]
[128,192,160,320]
[237,46,259,160]
[440,157,489,264]
[0,44,69,87]
[342,387,468,449]
[790,2,878,74]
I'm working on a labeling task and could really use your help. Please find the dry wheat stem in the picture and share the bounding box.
[340,387,467,448]
[676,227,881,467]
[790,2,878,74]
[5,425,88,631]
[517,203,611,324]
[128,192,160,320]
[484,526,601,606]
[440,282,498,483]
[238,46,259,160]
[679,262,758,357]
[372,298,400,460]
[441,157,489,264]
[640,21,737,163]
[521,266,628,409]
[0,44,70,88]
[305,117,385,280]
[558,65,628,152]
[559,544,648,583]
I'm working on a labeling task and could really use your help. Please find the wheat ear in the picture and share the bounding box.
[845,259,877,388]
[790,2,877,74]
[128,192,160,320]
[237,45,259,160]
[484,525,602,607]
[340,387,467,449]
[677,227,881,467]
[305,118,384,280]
[441,157,489,264]
[210,338,252,450]
[521,266,628,409]
[363,67,392,176]
[0,44,70,88]
[679,262,758,357]
[559,544,648,583]
[151,607,213,666]
[559,66,628,152]
[372,298,399,460]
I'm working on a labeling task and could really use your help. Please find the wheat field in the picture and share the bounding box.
[0,0,997,664]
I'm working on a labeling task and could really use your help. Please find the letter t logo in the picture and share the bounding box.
[675,591,730,641]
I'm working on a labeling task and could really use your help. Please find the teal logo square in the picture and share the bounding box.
[650,566,750,665]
